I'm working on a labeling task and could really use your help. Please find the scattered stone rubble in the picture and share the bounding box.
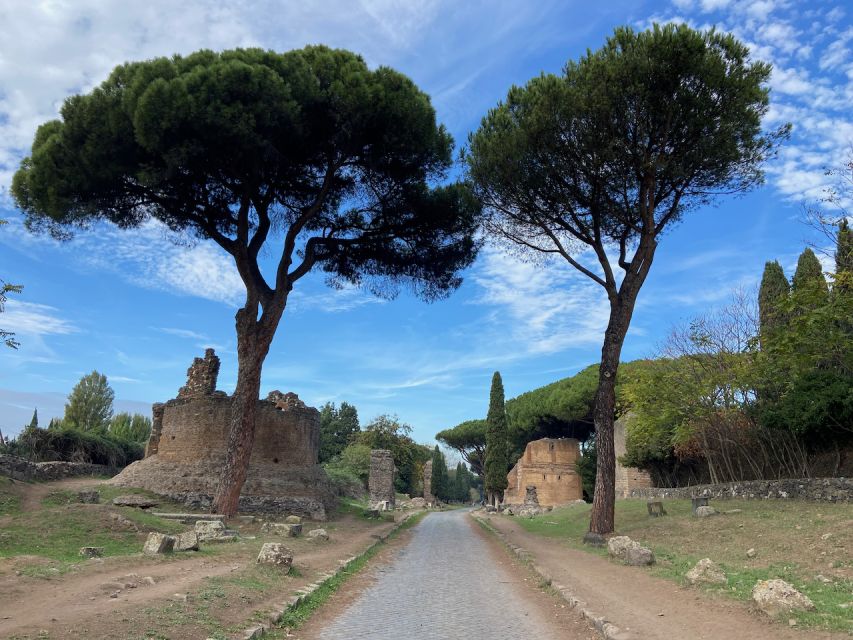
[752,579,815,616]
[607,535,655,566]
[686,558,727,585]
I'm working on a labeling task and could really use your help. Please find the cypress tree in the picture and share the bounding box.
[792,248,828,294]
[758,260,789,348]
[430,445,449,502]
[453,461,466,502]
[28,408,38,429]
[835,220,853,294]
[484,371,509,507]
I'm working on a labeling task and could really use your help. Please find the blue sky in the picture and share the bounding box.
[0,0,851,444]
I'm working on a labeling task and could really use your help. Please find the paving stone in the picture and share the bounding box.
[318,510,570,639]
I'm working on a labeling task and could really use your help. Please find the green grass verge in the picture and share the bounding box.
[0,477,22,515]
[265,511,428,636]
[513,499,853,632]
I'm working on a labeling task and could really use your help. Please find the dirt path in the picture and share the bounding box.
[483,512,847,640]
[0,478,400,639]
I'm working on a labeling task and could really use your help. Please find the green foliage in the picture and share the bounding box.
[108,412,152,443]
[435,419,486,476]
[505,365,598,460]
[792,248,828,296]
[28,408,38,429]
[322,442,371,498]
[63,370,114,433]
[11,426,143,467]
[576,440,597,502]
[429,445,450,501]
[319,401,360,463]
[12,46,481,305]
[758,260,789,345]
[760,370,853,446]
[484,371,509,496]
[355,414,431,495]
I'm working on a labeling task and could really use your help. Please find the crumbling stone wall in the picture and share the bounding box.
[503,438,581,507]
[423,459,434,503]
[614,413,652,498]
[629,478,853,503]
[113,349,333,519]
[368,449,395,508]
[177,348,221,399]
[0,455,117,482]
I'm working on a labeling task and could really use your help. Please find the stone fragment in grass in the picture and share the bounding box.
[257,543,293,569]
[143,532,175,555]
[686,558,727,585]
[752,579,815,617]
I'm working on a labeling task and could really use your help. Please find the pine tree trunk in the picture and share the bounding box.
[588,295,636,535]
[213,307,275,516]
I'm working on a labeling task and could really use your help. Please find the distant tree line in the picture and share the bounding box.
[1,371,151,467]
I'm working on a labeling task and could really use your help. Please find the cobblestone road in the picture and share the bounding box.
[318,509,579,639]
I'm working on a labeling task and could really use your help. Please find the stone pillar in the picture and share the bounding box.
[144,403,165,458]
[423,459,434,504]
[368,449,396,510]
[524,485,539,506]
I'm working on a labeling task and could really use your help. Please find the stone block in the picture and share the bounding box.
[686,558,726,585]
[285,515,302,524]
[113,495,158,508]
[646,500,666,517]
[410,497,426,508]
[195,519,227,541]
[143,532,175,555]
[307,528,329,542]
[79,546,104,558]
[695,505,718,518]
[174,531,199,551]
[77,490,100,504]
[256,543,293,569]
[624,546,655,566]
[752,579,815,617]
[691,496,709,514]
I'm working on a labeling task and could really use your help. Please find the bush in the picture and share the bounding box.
[323,465,366,499]
[8,426,143,468]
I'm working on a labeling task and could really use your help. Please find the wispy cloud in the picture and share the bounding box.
[1,300,77,336]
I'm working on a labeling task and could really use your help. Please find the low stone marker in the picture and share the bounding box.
[79,546,104,558]
[174,531,200,552]
[195,519,227,541]
[691,496,709,514]
[752,579,815,616]
[113,495,159,509]
[257,543,293,569]
[261,522,302,537]
[646,500,666,517]
[607,535,655,565]
[143,532,175,555]
[686,558,727,585]
[77,490,100,504]
[307,528,329,542]
[695,505,718,518]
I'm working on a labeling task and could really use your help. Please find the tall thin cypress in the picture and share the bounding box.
[758,260,789,349]
[792,248,828,294]
[484,371,509,507]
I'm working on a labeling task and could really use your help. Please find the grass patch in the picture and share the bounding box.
[265,511,427,636]
[0,477,22,515]
[513,498,853,632]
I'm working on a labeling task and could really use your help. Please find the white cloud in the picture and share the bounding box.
[1,300,77,336]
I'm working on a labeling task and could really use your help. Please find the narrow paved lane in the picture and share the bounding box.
[318,509,585,639]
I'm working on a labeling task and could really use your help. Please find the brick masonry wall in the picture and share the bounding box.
[503,438,582,506]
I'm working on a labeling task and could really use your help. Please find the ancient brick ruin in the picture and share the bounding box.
[503,438,582,507]
[423,459,434,504]
[368,449,395,510]
[614,413,652,498]
[111,350,335,519]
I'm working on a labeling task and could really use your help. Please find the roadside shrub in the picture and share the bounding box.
[10,426,143,467]
[323,465,366,499]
